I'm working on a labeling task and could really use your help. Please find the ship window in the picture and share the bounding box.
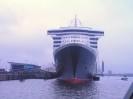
[53,45,60,47]
[90,38,98,40]
[53,37,61,40]
[54,41,61,43]
[90,45,97,48]
[90,42,97,44]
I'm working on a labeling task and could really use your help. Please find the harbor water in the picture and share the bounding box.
[0,76,132,99]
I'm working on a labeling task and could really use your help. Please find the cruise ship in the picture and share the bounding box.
[47,16,104,82]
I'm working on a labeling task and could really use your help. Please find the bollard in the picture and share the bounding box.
[7,75,9,80]
[44,73,46,81]
[13,73,14,80]
[19,71,25,82]
[17,73,19,80]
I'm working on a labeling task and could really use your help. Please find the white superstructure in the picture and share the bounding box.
[48,27,104,52]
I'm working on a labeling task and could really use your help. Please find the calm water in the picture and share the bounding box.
[0,76,132,99]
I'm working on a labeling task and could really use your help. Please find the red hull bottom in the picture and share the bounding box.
[58,78,90,83]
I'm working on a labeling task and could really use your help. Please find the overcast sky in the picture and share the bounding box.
[0,0,133,73]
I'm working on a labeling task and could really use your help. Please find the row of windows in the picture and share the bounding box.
[71,36,80,38]
[48,30,104,34]
[53,36,97,40]
[90,45,97,48]
[90,42,97,44]
[88,35,95,36]
[54,40,97,44]
[53,45,60,47]
[63,36,88,39]
[62,40,89,43]
[54,41,61,43]
[90,38,98,40]
[53,44,97,48]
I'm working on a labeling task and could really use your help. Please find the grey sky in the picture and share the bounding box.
[0,0,133,73]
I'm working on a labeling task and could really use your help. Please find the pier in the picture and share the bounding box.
[0,71,57,81]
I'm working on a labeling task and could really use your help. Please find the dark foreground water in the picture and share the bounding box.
[0,76,133,99]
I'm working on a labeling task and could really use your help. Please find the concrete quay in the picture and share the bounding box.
[0,72,57,81]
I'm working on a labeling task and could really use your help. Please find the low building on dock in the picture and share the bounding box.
[8,62,41,72]
[44,67,56,72]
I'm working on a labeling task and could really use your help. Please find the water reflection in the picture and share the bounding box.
[0,77,131,99]
[52,80,100,99]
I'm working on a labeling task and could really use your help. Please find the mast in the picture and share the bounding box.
[75,14,77,27]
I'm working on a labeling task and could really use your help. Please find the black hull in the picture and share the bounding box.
[54,44,96,81]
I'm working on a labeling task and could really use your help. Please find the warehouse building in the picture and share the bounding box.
[8,62,41,72]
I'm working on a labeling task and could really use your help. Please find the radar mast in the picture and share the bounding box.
[75,14,77,27]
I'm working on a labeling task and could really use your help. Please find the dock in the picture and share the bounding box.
[0,71,57,81]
